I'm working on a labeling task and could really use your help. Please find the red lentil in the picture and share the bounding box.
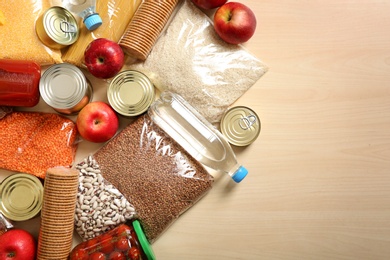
[0,111,78,178]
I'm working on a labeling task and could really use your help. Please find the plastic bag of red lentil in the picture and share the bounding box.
[91,114,214,243]
[0,111,78,179]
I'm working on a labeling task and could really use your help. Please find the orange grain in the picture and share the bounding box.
[0,112,78,178]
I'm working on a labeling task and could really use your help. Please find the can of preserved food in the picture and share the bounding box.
[220,106,261,146]
[39,63,92,115]
[70,222,156,260]
[108,70,155,117]
[0,59,41,107]
[35,6,79,49]
[0,173,44,221]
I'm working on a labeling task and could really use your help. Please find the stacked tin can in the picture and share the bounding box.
[119,0,182,60]
[39,63,92,115]
[37,167,79,260]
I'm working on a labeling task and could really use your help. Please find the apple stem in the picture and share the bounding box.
[227,11,233,21]
[7,252,16,257]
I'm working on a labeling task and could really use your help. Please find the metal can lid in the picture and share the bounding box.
[40,63,88,110]
[42,6,79,46]
[0,173,43,221]
[108,70,155,117]
[220,106,261,146]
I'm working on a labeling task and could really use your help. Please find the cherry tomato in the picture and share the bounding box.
[99,233,115,254]
[115,236,130,252]
[127,247,140,260]
[108,251,126,260]
[116,224,131,237]
[89,252,106,260]
[85,237,99,252]
[70,247,89,260]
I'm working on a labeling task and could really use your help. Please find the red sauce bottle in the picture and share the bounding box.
[0,60,41,107]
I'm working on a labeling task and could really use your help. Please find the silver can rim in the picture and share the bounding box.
[108,70,155,117]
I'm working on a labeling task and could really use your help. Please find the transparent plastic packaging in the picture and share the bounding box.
[60,0,142,67]
[0,0,63,64]
[119,0,183,61]
[74,155,137,241]
[91,114,214,242]
[70,222,156,260]
[0,106,12,119]
[0,212,14,236]
[149,91,248,183]
[127,0,268,123]
[62,0,102,30]
[0,60,41,107]
[0,111,78,179]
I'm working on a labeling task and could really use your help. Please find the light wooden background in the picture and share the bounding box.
[150,0,390,259]
[2,0,390,259]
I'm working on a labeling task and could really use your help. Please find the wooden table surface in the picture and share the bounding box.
[2,0,390,259]
[149,0,390,259]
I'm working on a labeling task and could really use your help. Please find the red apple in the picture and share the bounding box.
[0,229,36,260]
[85,38,125,79]
[76,101,119,143]
[191,0,227,9]
[214,2,257,44]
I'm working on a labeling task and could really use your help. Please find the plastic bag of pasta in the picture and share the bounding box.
[59,0,142,67]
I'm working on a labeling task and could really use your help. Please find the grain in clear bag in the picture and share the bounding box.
[126,0,268,123]
[91,114,214,242]
[74,155,137,241]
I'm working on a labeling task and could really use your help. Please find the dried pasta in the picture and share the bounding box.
[61,0,143,67]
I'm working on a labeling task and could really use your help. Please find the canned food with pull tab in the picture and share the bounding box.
[35,6,79,49]
[220,106,261,146]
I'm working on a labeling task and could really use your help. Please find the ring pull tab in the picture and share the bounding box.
[239,114,257,130]
[60,20,77,33]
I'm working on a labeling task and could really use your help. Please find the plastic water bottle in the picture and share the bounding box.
[149,91,248,183]
[62,0,102,30]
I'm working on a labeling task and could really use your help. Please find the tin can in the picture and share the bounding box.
[108,70,155,117]
[39,63,92,115]
[0,173,44,221]
[36,6,79,49]
[220,106,261,146]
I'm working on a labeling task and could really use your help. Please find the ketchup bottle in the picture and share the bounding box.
[0,59,41,107]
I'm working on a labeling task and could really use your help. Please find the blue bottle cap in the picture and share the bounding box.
[84,13,102,31]
[232,166,248,183]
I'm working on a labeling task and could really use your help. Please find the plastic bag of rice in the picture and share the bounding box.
[126,0,268,123]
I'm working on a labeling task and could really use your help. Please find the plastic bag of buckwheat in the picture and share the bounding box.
[92,114,214,243]
[74,155,137,241]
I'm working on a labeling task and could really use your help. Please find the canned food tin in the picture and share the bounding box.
[36,6,79,49]
[220,106,261,146]
[39,63,92,115]
[0,173,44,221]
[108,70,155,117]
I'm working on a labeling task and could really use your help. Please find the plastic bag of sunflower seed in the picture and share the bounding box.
[74,155,137,241]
